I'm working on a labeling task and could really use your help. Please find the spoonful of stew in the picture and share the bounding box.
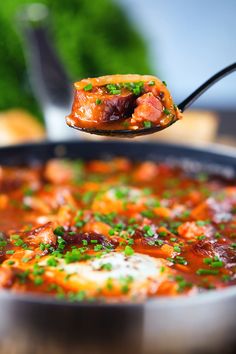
[66,63,236,138]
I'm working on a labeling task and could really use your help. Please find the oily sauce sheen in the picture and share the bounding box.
[0,158,236,302]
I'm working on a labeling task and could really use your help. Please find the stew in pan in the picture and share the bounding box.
[0,158,235,302]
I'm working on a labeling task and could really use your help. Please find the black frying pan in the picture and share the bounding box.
[0,140,236,354]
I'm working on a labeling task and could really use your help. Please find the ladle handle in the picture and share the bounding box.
[178,62,236,112]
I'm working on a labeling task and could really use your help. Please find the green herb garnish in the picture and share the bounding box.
[101,263,112,271]
[95,98,102,105]
[54,226,65,237]
[143,121,152,128]
[6,250,15,255]
[173,245,181,253]
[47,257,58,267]
[34,277,43,286]
[124,245,134,256]
[84,83,93,91]
[196,269,219,276]
[163,108,171,115]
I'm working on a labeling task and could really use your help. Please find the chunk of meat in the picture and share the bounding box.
[131,93,163,125]
[23,222,57,247]
[44,159,75,184]
[133,161,158,181]
[178,221,214,240]
[0,167,40,192]
[83,221,111,237]
[192,239,236,269]
[70,88,136,124]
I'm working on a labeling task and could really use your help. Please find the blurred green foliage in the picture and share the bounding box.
[0,0,152,121]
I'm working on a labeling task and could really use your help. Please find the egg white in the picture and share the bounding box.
[40,251,169,298]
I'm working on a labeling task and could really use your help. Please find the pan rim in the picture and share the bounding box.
[0,283,236,308]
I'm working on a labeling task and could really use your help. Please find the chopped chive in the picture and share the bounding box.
[124,245,134,256]
[222,274,231,282]
[6,250,15,255]
[90,239,98,244]
[197,235,206,240]
[0,240,7,247]
[196,220,209,226]
[174,246,181,253]
[214,232,222,239]
[141,209,154,218]
[122,121,130,129]
[95,98,102,105]
[196,269,219,276]
[7,260,15,265]
[94,244,103,252]
[14,238,24,247]
[53,226,65,236]
[211,261,224,268]
[155,239,164,246]
[101,263,112,271]
[219,224,225,230]
[181,210,190,218]
[47,257,58,267]
[143,121,152,128]
[203,257,212,265]
[34,277,43,286]
[84,83,93,91]
[163,108,171,115]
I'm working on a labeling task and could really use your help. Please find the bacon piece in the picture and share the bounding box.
[131,93,163,125]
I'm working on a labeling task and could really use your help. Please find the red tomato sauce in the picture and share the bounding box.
[0,158,235,302]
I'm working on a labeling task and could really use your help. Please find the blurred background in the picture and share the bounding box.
[0,0,235,146]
